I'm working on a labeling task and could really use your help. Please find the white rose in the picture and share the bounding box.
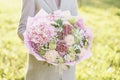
[64,35,75,46]
[44,50,59,62]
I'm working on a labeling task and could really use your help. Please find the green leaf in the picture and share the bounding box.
[55,19,63,27]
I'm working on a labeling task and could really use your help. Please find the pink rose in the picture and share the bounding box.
[44,50,59,62]
[56,41,68,57]
[62,24,72,35]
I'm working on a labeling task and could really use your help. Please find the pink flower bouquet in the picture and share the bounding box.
[23,9,93,66]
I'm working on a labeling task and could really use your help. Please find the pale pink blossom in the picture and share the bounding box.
[75,19,86,30]
[64,35,75,46]
[44,50,59,62]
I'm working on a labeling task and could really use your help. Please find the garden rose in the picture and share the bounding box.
[64,35,75,46]
[56,41,68,56]
[44,50,59,62]
[62,23,72,35]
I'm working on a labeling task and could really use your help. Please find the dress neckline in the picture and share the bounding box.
[55,0,61,9]
[53,0,62,9]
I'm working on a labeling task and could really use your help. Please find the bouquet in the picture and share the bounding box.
[24,9,93,66]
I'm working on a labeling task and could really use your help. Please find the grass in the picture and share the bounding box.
[0,0,120,80]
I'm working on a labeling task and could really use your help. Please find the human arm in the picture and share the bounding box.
[17,0,35,41]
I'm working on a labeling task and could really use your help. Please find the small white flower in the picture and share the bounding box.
[64,54,71,62]
[64,35,75,46]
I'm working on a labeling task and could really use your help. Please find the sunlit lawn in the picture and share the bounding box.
[0,0,120,80]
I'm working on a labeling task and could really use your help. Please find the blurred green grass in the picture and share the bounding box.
[0,0,120,80]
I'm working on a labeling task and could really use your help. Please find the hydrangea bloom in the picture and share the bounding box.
[27,21,55,44]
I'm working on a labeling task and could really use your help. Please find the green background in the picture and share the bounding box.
[0,0,120,80]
